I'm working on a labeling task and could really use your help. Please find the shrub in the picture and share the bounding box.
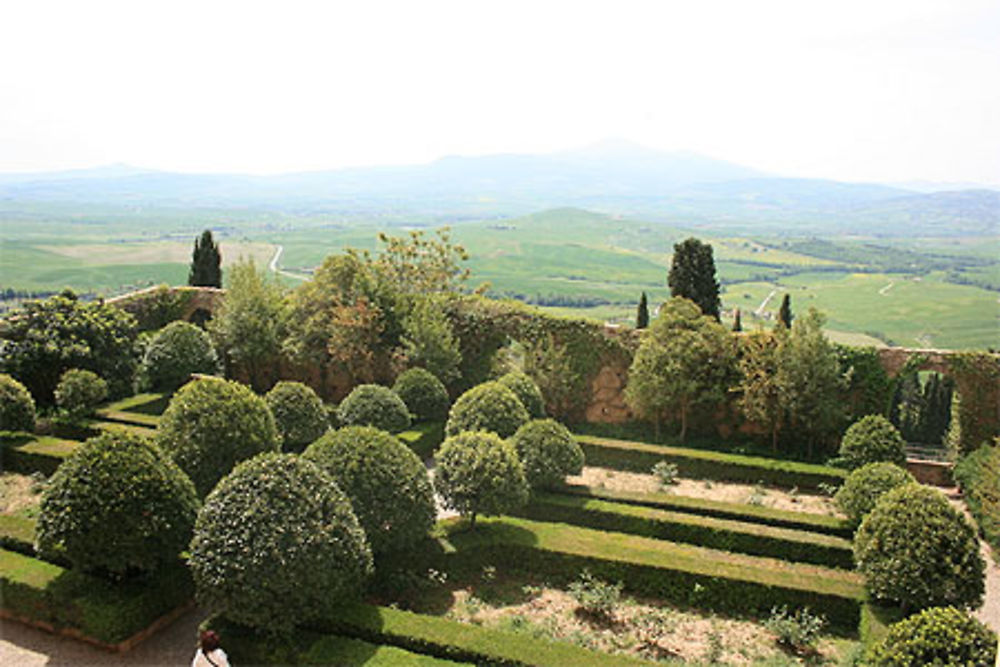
[142,320,219,390]
[764,606,826,652]
[838,415,906,470]
[855,483,985,610]
[868,606,997,666]
[157,377,279,497]
[445,382,529,438]
[54,368,108,420]
[189,453,373,634]
[392,368,450,422]
[265,381,328,453]
[336,384,411,433]
[567,569,622,620]
[303,426,436,555]
[835,462,915,526]
[509,419,584,490]
[35,431,198,576]
[953,442,1000,560]
[434,431,529,526]
[0,374,35,432]
[652,461,679,486]
[497,371,546,418]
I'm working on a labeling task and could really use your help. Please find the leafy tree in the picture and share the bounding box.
[839,414,907,469]
[392,367,450,422]
[510,418,585,490]
[142,320,219,390]
[188,230,222,288]
[735,330,784,451]
[636,292,649,329]
[0,374,35,432]
[868,606,997,667]
[265,381,328,453]
[55,368,108,420]
[445,381,530,438]
[834,462,914,526]
[434,431,529,527]
[336,384,411,433]
[667,238,721,320]
[497,371,546,418]
[401,295,462,384]
[777,293,793,328]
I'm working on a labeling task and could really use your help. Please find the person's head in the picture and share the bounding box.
[199,630,221,652]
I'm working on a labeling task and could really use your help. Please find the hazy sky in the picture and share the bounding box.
[2,0,998,185]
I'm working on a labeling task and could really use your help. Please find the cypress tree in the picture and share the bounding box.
[636,292,649,329]
[188,230,222,288]
[667,238,721,320]
[777,293,793,329]
[732,308,742,332]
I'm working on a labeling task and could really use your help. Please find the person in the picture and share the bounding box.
[191,630,230,667]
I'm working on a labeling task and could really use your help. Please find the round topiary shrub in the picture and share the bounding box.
[142,320,219,390]
[157,377,279,497]
[336,384,411,433]
[303,426,436,555]
[189,453,372,634]
[435,431,529,526]
[0,373,36,432]
[839,414,907,470]
[835,462,915,526]
[265,381,328,453]
[868,606,997,666]
[498,371,546,418]
[54,368,108,420]
[445,381,529,438]
[855,483,985,611]
[510,418,585,490]
[392,368,450,422]
[35,431,199,576]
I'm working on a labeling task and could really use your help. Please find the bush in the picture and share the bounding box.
[764,606,826,652]
[953,442,1000,561]
[868,606,997,666]
[497,372,546,418]
[0,374,35,432]
[157,377,279,497]
[54,369,108,420]
[855,483,985,610]
[445,382,529,438]
[336,384,411,433]
[567,569,622,620]
[392,368,450,422]
[434,431,529,526]
[509,419,584,490]
[35,431,199,576]
[838,415,906,470]
[142,320,219,390]
[265,381,328,453]
[652,461,679,486]
[835,462,915,526]
[303,426,436,556]
[189,453,373,634]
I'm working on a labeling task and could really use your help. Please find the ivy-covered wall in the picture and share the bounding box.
[108,285,224,332]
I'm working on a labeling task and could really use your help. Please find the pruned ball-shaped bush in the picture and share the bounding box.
[54,368,108,420]
[855,483,985,610]
[265,381,328,453]
[498,371,546,418]
[0,373,35,432]
[189,453,372,634]
[835,462,915,526]
[839,414,906,470]
[445,381,529,438]
[36,431,199,576]
[303,426,436,555]
[510,418,585,490]
[142,320,219,390]
[392,367,450,422]
[868,606,997,666]
[336,384,411,433]
[157,377,279,497]
[435,431,529,526]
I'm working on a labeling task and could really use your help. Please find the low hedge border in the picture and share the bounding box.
[97,393,170,417]
[89,420,158,439]
[0,515,36,557]
[514,493,854,569]
[396,421,446,461]
[576,435,846,490]
[0,434,79,476]
[93,410,161,429]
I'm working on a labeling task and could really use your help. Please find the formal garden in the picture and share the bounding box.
[1,230,998,665]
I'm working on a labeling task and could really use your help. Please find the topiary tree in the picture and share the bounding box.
[188,229,222,288]
[189,453,372,634]
[855,483,985,611]
[0,373,36,432]
[336,384,411,433]
[839,414,907,470]
[265,381,328,453]
[54,368,108,421]
[835,462,915,527]
[510,419,585,490]
[35,431,199,577]
[868,606,997,667]
[392,367,450,422]
[497,371,546,419]
[303,426,436,556]
[157,377,279,497]
[142,320,220,391]
[445,381,529,438]
[434,431,529,527]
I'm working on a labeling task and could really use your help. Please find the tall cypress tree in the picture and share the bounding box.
[732,308,742,332]
[667,238,720,320]
[188,230,222,288]
[777,293,793,329]
[636,292,649,329]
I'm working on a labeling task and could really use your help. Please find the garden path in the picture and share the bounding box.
[950,496,999,635]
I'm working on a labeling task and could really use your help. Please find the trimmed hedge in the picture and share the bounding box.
[868,606,997,666]
[0,515,36,556]
[576,435,847,489]
[393,368,451,423]
[396,421,446,460]
[97,392,170,417]
[0,434,79,476]
[337,384,412,433]
[954,443,1000,562]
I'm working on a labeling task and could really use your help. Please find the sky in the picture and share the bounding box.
[1,0,998,186]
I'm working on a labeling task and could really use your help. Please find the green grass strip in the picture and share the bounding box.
[396,422,445,460]
[0,434,79,475]
[94,410,161,428]
[98,392,170,416]
[0,515,36,555]
[300,634,468,666]
[89,420,158,438]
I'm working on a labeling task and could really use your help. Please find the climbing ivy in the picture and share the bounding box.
[946,352,1000,456]
[836,345,894,422]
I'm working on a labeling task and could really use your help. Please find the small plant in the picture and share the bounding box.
[481,564,497,582]
[705,627,725,664]
[651,461,679,486]
[427,568,448,586]
[567,569,622,620]
[817,482,840,497]
[788,486,800,503]
[747,483,767,506]
[764,606,826,653]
